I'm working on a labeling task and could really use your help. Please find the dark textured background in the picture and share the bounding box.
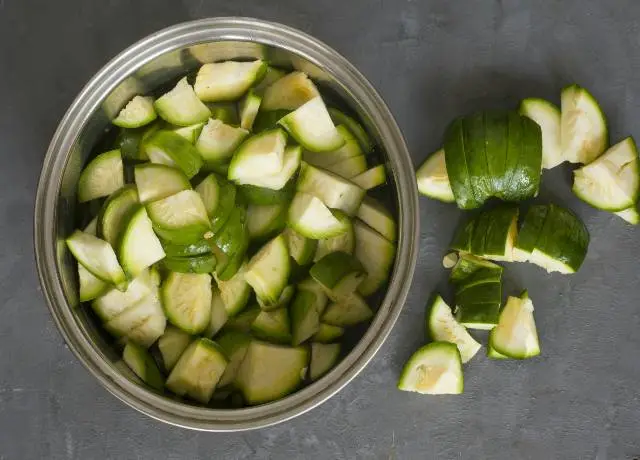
[2,1,640,459]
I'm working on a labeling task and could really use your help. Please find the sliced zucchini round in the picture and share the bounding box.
[244,234,290,306]
[146,190,211,245]
[397,342,463,395]
[165,338,228,404]
[489,291,540,359]
[194,60,267,102]
[560,84,608,164]
[98,186,139,248]
[261,71,320,111]
[572,137,639,211]
[519,98,563,169]
[77,149,124,203]
[235,341,309,405]
[122,342,164,391]
[288,192,350,239]
[134,163,191,203]
[296,162,365,216]
[427,295,481,364]
[113,96,157,129]
[416,149,455,202]
[66,230,127,289]
[154,77,211,126]
[278,97,345,152]
[195,118,249,164]
[161,272,212,334]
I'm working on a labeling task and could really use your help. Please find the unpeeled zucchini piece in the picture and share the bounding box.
[489,291,540,359]
[77,150,124,203]
[154,77,211,126]
[397,342,463,395]
[194,60,267,102]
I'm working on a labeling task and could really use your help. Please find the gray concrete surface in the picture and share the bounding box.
[2,0,640,458]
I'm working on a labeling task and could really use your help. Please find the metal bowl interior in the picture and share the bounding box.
[34,17,419,431]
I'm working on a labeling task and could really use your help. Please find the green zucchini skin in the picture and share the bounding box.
[444,111,542,209]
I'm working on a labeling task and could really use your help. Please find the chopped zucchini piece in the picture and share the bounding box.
[97,186,139,248]
[235,341,309,405]
[321,294,373,327]
[351,165,387,190]
[239,90,262,130]
[356,197,396,242]
[297,162,365,215]
[427,295,481,363]
[161,272,212,334]
[251,307,292,344]
[246,203,288,241]
[66,230,127,289]
[314,214,355,262]
[77,150,124,203]
[245,234,290,306]
[312,323,344,343]
[216,331,251,388]
[232,145,301,190]
[279,97,345,152]
[214,262,252,316]
[302,125,363,169]
[397,342,463,395]
[261,71,320,111]
[113,96,157,129]
[310,251,365,300]
[228,129,287,181]
[309,343,341,381]
[134,163,191,203]
[283,228,318,266]
[166,338,228,404]
[157,325,193,372]
[91,270,156,321]
[194,60,267,102]
[154,77,211,126]
[195,118,249,164]
[519,98,563,169]
[353,219,396,296]
[489,291,540,359]
[416,149,454,202]
[143,130,203,179]
[288,192,350,239]
[122,342,164,390]
[146,190,211,245]
[119,206,166,278]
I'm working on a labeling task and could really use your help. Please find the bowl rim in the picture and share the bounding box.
[34,17,419,431]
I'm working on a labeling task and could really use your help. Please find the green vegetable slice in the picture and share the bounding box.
[520,98,563,169]
[489,291,540,359]
[194,60,267,102]
[143,130,203,179]
[261,71,320,111]
[66,230,127,290]
[77,149,124,203]
[134,163,191,203]
[113,96,157,129]
[122,342,164,391]
[309,343,341,381]
[427,295,481,364]
[397,342,463,395]
[278,97,345,152]
[416,149,454,202]
[162,272,212,334]
[154,77,211,126]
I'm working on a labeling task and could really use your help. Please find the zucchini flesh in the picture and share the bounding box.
[397,342,463,395]
[251,307,292,344]
[228,129,287,181]
[104,292,166,347]
[154,77,211,126]
[560,84,608,164]
[122,342,164,390]
[244,234,290,306]
[322,154,368,179]
[215,262,251,316]
[134,163,191,203]
[314,215,355,262]
[77,149,124,203]
[572,137,639,211]
[288,192,350,239]
[296,162,365,215]
[239,180,296,206]
[257,284,295,312]
[232,146,301,190]
[427,295,481,363]
[328,108,374,154]
[312,323,344,343]
[144,130,203,178]
[615,206,640,225]
[321,294,373,327]
[66,230,127,289]
[302,125,362,169]
[310,251,365,301]
[161,272,212,334]
[261,71,320,111]
[309,343,341,381]
[216,331,251,388]
[194,60,267,102]
[165,338,228,403]
[283,228,318,266]
[119,206,166,278]
[353,219,396,296]
[519,98,563,169]
[113,96,157,129]
[235,341,309,405]
[97,186,139,248]
[290,289,323,345]
[157,325,193,371]
[91,270,155,321]
[489,291,540,359]
[351,165,387,190]
[78,263,109,302]
[146,190,211,245]
[416,149,455,202]
[246,203,288,241]
[239,90,262,130]
[356,196,396,242]
[206,288,229,338]
[278,97,345,152]
[195,118,249,164]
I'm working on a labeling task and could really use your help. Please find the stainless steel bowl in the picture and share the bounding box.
[34,17,419,431]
